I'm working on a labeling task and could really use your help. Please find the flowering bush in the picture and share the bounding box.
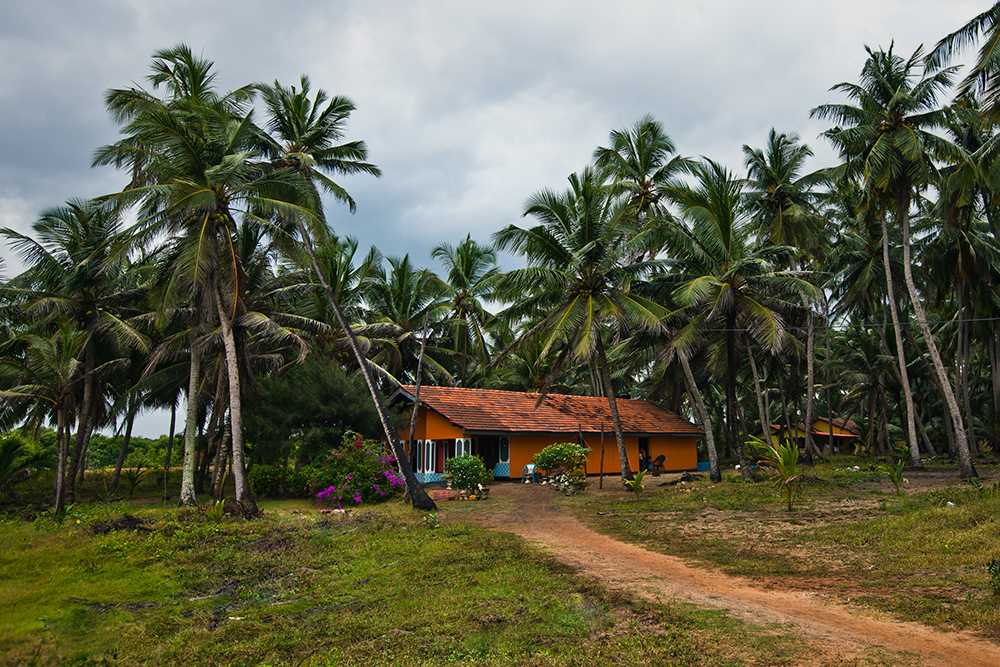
[534,442,590,494]
[314,432,405,508]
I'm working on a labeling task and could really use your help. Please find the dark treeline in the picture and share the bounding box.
[5,5,1000,512]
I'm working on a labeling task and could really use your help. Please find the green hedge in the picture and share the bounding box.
[248,464,316,498]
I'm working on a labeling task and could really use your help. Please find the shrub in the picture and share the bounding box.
[444,454,489,492]
[248,464,320,499]
[314,432,404,508]
[760,439,801,511]
[534,442,590,493]
[249,465,284,498]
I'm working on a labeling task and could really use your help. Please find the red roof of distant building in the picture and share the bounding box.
[768,417,860,437]
[395,385,702,436]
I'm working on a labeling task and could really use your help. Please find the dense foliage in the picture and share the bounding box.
[314,432,404,508]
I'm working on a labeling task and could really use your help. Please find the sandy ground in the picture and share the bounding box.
[460,480,1000,667]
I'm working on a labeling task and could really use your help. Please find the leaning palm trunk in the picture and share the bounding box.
[680,351,720,482]
[179,345,201,507]
[880,214,921,467]
[215,285,258,515]
[407,313,429,477]
[66,339,95,502]
[596,336,633,484]
[899,202,976,477]
[296,221,436,511]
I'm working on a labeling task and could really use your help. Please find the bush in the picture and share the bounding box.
[248,464,319,499]
[444,454,490,492]
[534,442,590,493]
[314,432,404,508]
[533,442,590,475]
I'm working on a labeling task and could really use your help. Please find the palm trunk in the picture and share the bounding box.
[297,221,436,511]
[179,345,201,507]
[215,284,258,515]
[898,197,976,478]
[747,341,768,435]
[213,413,232,501]
[66,338,95,502]
[680,351,719,481]
[596,335,633,484]
[198,373,226,493]
[163,402,176,499]
[726,318,750,480]
[407,313,429,478]
[53,406,68,515]
[959,297,976,452]
[109,402,137,494]
[991,330,1000,448]
[797,290,819,460]
[880,213,921,467]
[824,297,835,455]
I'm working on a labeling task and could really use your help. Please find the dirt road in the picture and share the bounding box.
[465,483,1000,666]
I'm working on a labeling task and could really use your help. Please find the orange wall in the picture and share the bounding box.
[396,405,700,475]
[512,433,698,476]
[400,407,463,442]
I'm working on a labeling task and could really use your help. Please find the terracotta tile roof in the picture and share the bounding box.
[395,385,703,436]
[768,418,861,437]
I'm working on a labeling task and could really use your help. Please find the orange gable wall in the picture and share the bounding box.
[402,407,463,442]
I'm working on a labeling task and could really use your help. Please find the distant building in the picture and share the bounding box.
[756,417,861,454]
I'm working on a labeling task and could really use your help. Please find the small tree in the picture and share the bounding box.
[443,454,490,493]
[624,469,647,501]
[760,438,801,511]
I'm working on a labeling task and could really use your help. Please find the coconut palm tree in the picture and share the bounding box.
[94,46,316,512]
[430,234,500,386]
[493,167,666,484]
[1,199,147,499]
[361,254,450,386]
[253,76,437,510]
[812,44,977,477]
[927,3,1000,119]
[592,115,692,260]
[0,322,86,514]
[664,159,817,479]
[743,129,827,458]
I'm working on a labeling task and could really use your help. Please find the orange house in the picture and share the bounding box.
[392,385,703,482]
[757,417,861,454]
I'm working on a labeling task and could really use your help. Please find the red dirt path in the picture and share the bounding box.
[463,482,1000,667]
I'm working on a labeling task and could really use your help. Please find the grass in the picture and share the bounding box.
[565,458,1000,636]
[5,460,994,664]
[0,489,835,667]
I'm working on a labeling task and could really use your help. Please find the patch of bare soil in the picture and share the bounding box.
[462,478,1000,667]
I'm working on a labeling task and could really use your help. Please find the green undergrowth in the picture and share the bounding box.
[1,500,823,666]
[567,463,1000,636]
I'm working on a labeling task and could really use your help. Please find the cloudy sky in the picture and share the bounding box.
[0,0,985,435]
